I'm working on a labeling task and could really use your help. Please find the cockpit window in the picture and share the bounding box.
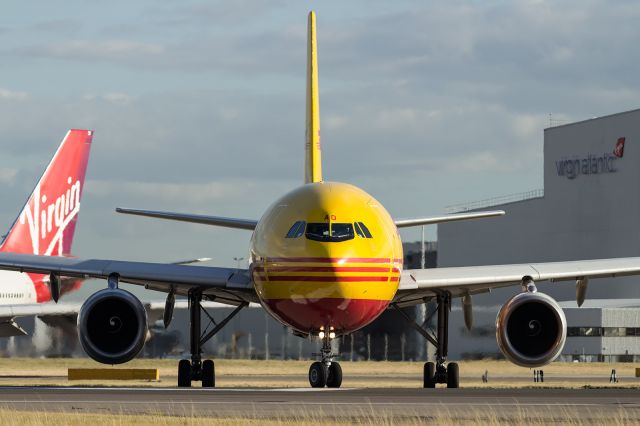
[357,222,373,238]
[305,223,330,241]
[354,222,365,238]
[305,223,354,242]
[331,223,354,242]
[285,221,306,238]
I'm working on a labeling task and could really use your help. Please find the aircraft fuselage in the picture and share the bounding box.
[250,182,403,335]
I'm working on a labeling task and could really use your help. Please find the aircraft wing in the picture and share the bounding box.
[394,257,640,307]
[115,208,258,230]
[0,253,257,306]
[394,210,505,228]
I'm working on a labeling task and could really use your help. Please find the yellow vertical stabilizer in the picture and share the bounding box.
[305,11,322,184]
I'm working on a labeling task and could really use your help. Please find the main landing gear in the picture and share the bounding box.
[308,333,342,388]
[393,293,459,388]
[177,290,247,387]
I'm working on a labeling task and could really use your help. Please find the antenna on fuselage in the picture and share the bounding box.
[305,10,323,184]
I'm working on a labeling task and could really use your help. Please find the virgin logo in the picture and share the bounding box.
[614,137,625,158]
[18,177,81,255]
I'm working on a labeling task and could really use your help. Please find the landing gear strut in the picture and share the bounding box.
[392,293,459,388]
[308,333,342,388]
[177,290,247,387]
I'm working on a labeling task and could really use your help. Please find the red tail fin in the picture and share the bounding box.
[0,129,93,256]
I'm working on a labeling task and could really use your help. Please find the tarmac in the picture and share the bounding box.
[0,386,639,421]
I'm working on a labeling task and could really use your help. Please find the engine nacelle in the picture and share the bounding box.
[78,288,147,364]
[496,291,566,367]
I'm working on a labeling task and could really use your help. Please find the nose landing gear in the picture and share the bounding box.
[308,332,342,388]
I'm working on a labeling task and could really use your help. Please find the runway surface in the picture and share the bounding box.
[0,387,639,421]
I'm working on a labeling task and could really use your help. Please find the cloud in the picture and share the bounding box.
[16,40,165,62]
[154,0,288,27]
[0,88,28,101]
[82,93,137,105]
[0,168,17,184]
[31,18,83,36]
[86,179,259,206]
[102,93,137,105]
[324,114,348,130]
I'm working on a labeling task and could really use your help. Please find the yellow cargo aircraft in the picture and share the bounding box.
[2,11,640,389]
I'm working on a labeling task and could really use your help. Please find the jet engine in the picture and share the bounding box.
[78,288,147,364]
[496,290,566,367]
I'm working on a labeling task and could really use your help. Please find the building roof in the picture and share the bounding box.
[545,108,640,131]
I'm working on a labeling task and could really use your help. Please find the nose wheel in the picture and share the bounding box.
[309,361,327,388]
[308,333,342,388]
[326,361,343,388]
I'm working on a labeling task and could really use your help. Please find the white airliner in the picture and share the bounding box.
[0,129,92,336]
[1,12,640,389]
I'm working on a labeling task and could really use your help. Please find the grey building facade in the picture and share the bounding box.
[560,300,640,362]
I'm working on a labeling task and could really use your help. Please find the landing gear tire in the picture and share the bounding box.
[393,293,461,389]
[202,359,215,388]
[180,290,247,388]
[309,361,328,388]
[424,362,436,388]
[178,359,191,387]
[326,362,343,388]
[447,362,459,389]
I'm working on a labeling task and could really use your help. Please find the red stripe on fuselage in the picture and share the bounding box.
[258,275,391,282]
[253,266,391,273]
[266,257,391,263]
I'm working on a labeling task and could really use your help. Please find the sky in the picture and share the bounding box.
[1,1,640,299]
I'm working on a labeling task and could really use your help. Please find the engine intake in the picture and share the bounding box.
[78,288,147,364]
[496,291,566,367]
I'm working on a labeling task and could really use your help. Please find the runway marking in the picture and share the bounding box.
[0,386,353,392]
